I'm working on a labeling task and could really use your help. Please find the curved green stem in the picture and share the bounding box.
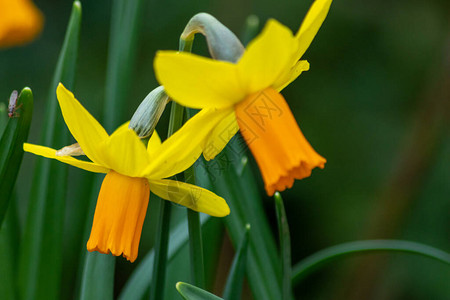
[292,239,450,286]
[149,101,185,300]
[180,41,205,288]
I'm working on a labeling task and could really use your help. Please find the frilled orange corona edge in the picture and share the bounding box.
[0,0,44,48]
[87,171,150,263]
[235,88,326,196]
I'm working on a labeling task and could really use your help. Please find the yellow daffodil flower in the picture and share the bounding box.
[0,0,44,48]
[154,0,332,196]
[23,83,229,262]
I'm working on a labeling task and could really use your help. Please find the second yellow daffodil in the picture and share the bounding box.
[154,0,332,196]
[24,84,229,262]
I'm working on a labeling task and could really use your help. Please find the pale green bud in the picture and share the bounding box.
[180,13,244,63]
[129,86,169,138]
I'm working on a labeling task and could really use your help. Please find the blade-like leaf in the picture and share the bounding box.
[103,0,146,131]
[195,135,282,300]
[0,103,7,135]
[274,192,292,300]
[176,282,223,300]
[186,108,205,289]
[0,195,20,300]
[0,88,33,226]
[118,214,210,300]
[222,224,250,300]
[149,101,185,300]
[292,239,450,285]
[79,252,115,299]
[18,3,81,299]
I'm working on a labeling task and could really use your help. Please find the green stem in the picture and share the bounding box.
[149,101,185,300]
[179,34,205,288]
[149,198,172,300]
[187,208,205,288]
[292,239,450,286]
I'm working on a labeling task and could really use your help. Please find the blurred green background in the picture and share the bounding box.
[1,0,449,299]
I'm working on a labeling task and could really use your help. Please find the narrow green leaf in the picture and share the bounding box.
[187,208,205,288]
[103,0,146,131]
[274,192,292,300]
[18,2,81,300]
[149,197,172,300]
[185,108,205,289]
[149,101,185,300]
[196,136,282,300]
[292,239,450,285]
[0,88,33,226]
[118,215,210,300]
[0,103,7,135]
[176,282,223,300]
[79,253,115,300]
[0,195,20,300]
[222,224,250,300]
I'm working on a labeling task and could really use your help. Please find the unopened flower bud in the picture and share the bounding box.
[181,13,244,63]
[129,86,169,138]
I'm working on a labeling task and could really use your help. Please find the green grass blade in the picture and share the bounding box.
[0,88,33,226]
[274,193,292,300]
[0,103,7,135]
[149,101,185,300]
[292,239,450,285]
[187,208,205,288]
[18,3,81,299]
[185,108,205,288]
[103,0,146,131]
[176,282,223,300]
[118,215,210,299]
[222,224,250,300]
[196,136,282,300]
[0,195,20,300]
[79,253,115,299]
[149,197,172,300]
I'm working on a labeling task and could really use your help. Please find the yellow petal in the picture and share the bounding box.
[144,108,229,180]
[295,0,332,60]
[56,84,109,166]
[112,121,131,136]
[147,130,162,157]
[148,179,230,217]
[273,60,310,91]
[154,51,244,109]
[0,0,44,48]
[237,19,296,94]
[23,143,109,173]
[101,128,150,177]
[203,108,238,161]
